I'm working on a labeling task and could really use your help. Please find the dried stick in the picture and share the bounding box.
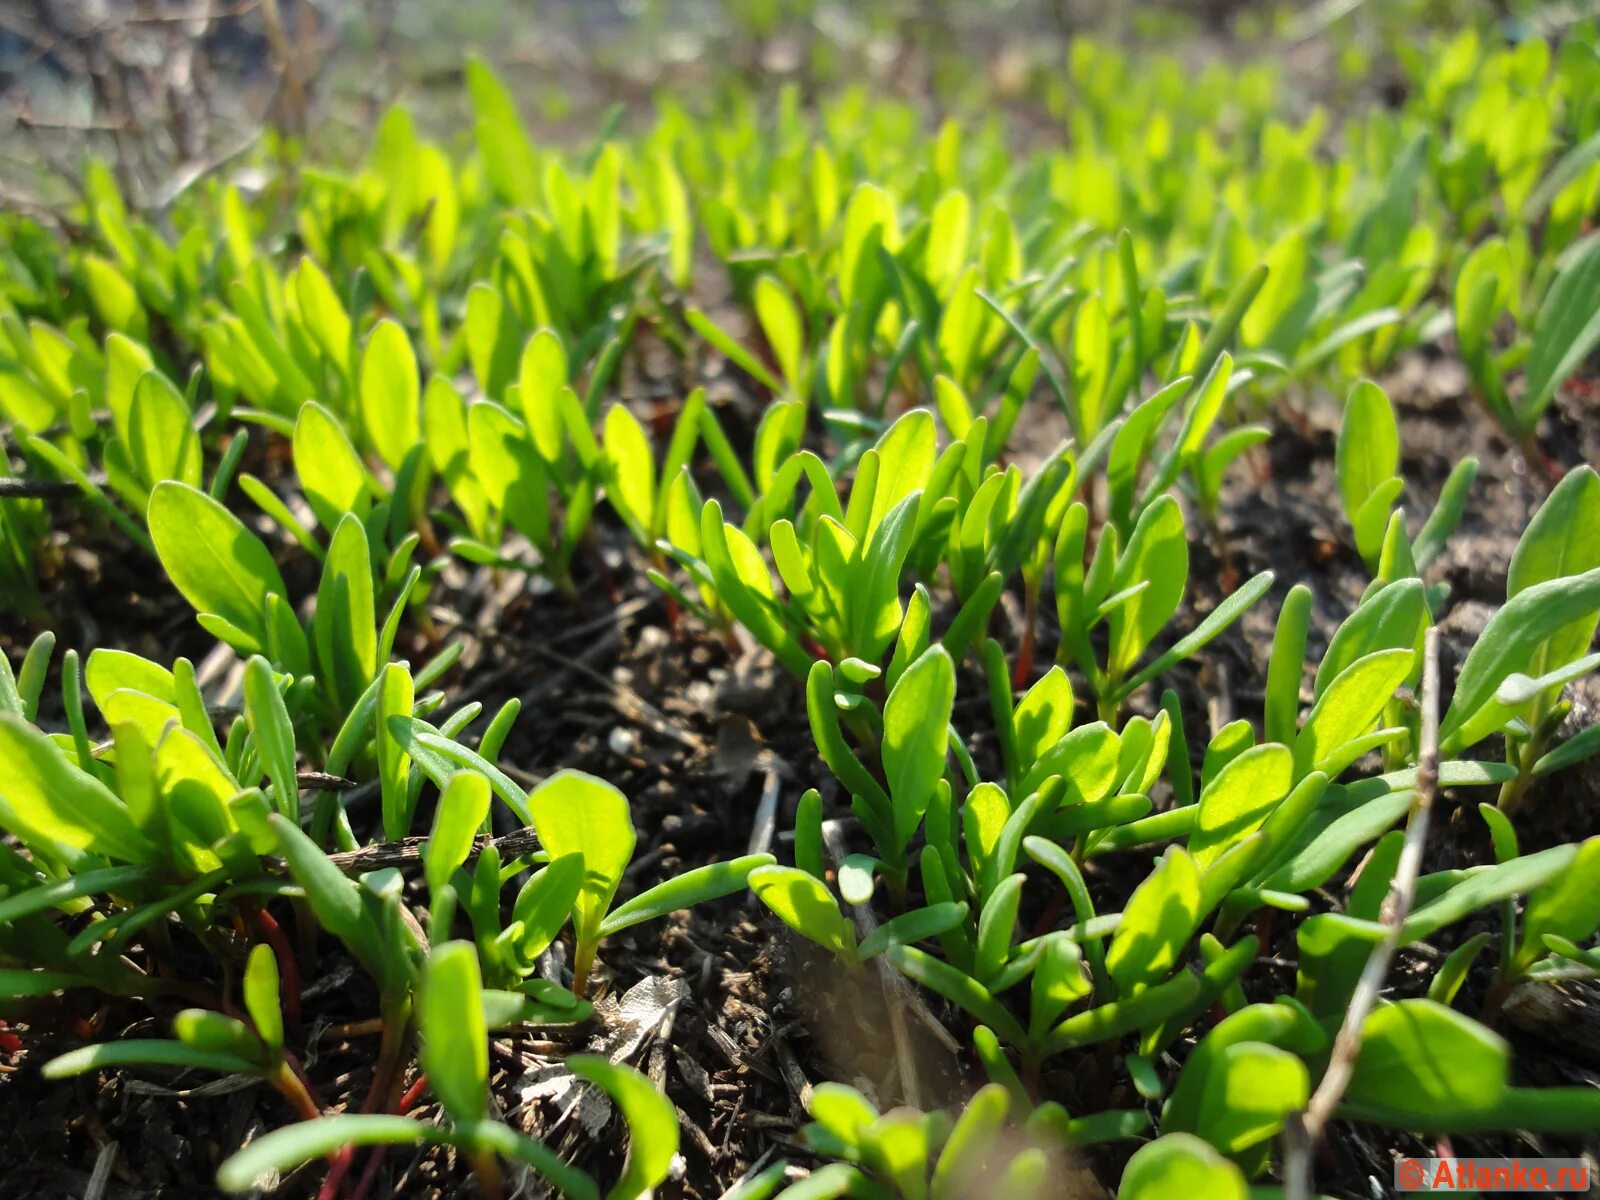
[0,477,83,500]
[820,821,940,1109]
[266,828,541,879]
[1281,626,1441,1200]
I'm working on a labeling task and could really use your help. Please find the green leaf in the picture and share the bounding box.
[293,256,352,378]
[243,943,284,1055]
[0,968,112,998]
[1119,1133,1247,1200]
[1029,934,1091,1033]
[293,401,370,531]
[43,1039,262,1081]
[0,714,152,865]
[465,57,538,206]
[808,1080,879,1151]
[1294,648,1414,777]
[931,1084,1009,1200]
[1188,744,1293,869]
[149,481,288,654]
[806,661,892,835]
[426,771,493,901]
[858,902,967,961]
[1263,789,1413,895]
[1413,457,1479,571]
[387,716,532,824]
[1534,721,1600,777]
[600,853,775,936]
[1517,835,1600,973]
[1523,238,1600,425]
[1315,578,1426,698]
[1428,932,1492,1006]
[750,865,857,963]
[242,656,297,815]
[1107,496,1187,679]
[1506,466,1600,692]
[567,1055,679,1200]
[1106,845,1201,995]
[849,493,922,662]
[1265,585,1311,744]
[461,1120,601,1199]
[975,873,1025,985]
[129,370,201,491]
[1117,570,1275,700]
[359,320,421,472]
[269,813,382,973]
[1335,380,1400,556]
[512,854,585,961]
[0,864,151,924]
[376,664,415,841]
[1442,569,1600,749]
[886,944,1027,1047]
[218,1115,432,1194]
[1402,843,1578,943]
[518,329,568,463]
[83,254,145,337]
[1184,1041,1308,1156]
[1011,667,1075,781]
[526,770,635,972]
[701,501,811,677]
[1017,722,1122,814]
[175,1008,261,1059]
[754,275,805,391]
[421,941,489,1125]
[882,645,955,853]
[1342,999,1507,1127]
[603,404,656,537]
[686,308,783,394]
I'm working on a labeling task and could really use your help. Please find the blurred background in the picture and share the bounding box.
[0,0,1575,211]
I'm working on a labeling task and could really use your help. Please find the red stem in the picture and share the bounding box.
[397,1073,428,1114]
[347,1145,387,1200]
[1522,430,1565,491]
[1030,883,1068,940]
[283,1049,325,1111]
[317,1152,352,1200]
[348,1053,414,1200]
[1013,582,1039,692]
[319,1016,404,1200]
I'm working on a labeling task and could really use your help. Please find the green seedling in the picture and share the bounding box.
[212,941,675,1200]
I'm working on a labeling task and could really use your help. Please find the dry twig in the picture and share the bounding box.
[818,821,963,1108]
[1281,626,1442,1199]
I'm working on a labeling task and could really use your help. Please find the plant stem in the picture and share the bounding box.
[1519,428,1564,491]
[319,1003,409,1200]
[468,1151,505,1200]
[348,1029,416,1200]
[1013,576,1040,691]
[1096,689,1120,727]
[1480,971,1516,1028]
[1497,706,1563,812]
[571,939,597,1000]
[271,1062,322,1123]
[398,1072,429,1114]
